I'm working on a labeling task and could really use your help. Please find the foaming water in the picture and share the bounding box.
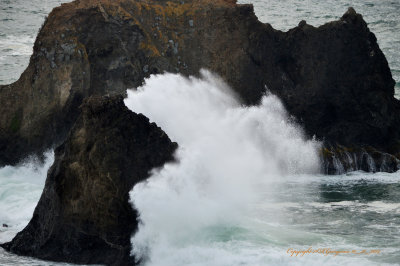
[0,151,74,265]
[0,151,54,243]
[0,151,101,265]
[125,72,400,266]
[124,71,322,265]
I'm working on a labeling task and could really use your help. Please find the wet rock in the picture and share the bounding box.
[322,144,400,174]
[0,96,177,265]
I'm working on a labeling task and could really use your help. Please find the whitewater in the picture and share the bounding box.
[123,71,400,266]
[125,70,321,264]
[1,72,399,266]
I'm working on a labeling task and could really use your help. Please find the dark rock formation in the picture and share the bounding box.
[250,8,398,147]
[0,1,398,168]
[322,144,400,174]
[0,95,177,265]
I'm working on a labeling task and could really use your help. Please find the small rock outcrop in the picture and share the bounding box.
[322,144,400,174]
[0,95,177,265]
[0,3,398,167]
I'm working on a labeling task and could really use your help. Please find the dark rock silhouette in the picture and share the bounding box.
[0,0,398,172]
[0,95,177,265]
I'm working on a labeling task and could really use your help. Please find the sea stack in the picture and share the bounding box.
[0,0,398,173]
[0,95,177,265]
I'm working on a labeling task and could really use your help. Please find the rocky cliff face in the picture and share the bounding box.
[0,95,177,265]
[0,3,398,166]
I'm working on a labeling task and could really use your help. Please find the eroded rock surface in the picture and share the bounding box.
[0,95,177,265]
[0,1,398,166]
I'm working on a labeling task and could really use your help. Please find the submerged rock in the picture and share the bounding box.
[0,95,177,265]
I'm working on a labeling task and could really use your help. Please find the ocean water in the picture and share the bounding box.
[0,0,400,266]
[0,152,71,265]
[0,0,70,85]
[125,71,400,266]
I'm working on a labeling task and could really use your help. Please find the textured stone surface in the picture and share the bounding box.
[0,1,398,166]
[322,144,400,174]
[0,95,177,265]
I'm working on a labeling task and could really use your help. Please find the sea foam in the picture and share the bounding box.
[124,70,321,264]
